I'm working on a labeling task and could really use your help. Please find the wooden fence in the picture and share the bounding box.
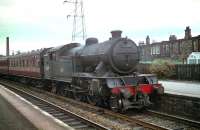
[137,63,200,81]
[175,64,200,81]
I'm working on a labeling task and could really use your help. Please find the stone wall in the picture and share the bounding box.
[152,93,200,121]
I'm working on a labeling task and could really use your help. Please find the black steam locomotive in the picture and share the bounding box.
[0,30,164,112]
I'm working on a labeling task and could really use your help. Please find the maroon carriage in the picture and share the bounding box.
[0,56,9,75]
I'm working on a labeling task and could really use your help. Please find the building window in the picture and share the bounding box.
[173,42,178,54]
[151,46,155,55]
[193,41,198,51]
[151,45,160,55]
[156,45,160,54]
[141,48,144,56]
[189,59,196,64]
[166,44,169,54]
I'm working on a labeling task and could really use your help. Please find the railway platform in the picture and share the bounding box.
[0,85,73,130]
[0,95,36,130]
[159,80,200,98]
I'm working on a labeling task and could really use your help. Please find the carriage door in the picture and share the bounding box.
[49,53,54,78]
[44,53,53,79]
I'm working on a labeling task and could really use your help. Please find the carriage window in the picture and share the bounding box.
[49,53,53,60]
[16,60,18,67]
[25,59,27,67]
[22,60,25,67]
[35,59,39,67]
[27,59,29,66]
[19,60,21,67]
[52,53,56,60]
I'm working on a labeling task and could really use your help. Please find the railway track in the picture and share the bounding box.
[1,79,200,130]
[127,110,200,130]
[1,83,110,130]
[147,110,200,129]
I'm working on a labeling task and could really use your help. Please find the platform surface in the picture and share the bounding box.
[0,85,74,130]
[159,80,200,98]
[0,95,37,130]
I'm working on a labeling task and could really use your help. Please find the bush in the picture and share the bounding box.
[149,59,175,78]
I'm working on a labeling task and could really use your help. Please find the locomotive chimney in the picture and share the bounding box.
[111,30,122,39]
[6,37,10,56]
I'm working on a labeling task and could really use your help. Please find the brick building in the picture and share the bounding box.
[139,26,200,64]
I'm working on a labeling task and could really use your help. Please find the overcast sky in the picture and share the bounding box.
[0,0,200,55]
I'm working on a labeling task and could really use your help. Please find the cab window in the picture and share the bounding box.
[106,78,124,88]
[146,76,158,84]
[122,77,137,86]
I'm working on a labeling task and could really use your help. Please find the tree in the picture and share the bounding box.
[150,59,175,78]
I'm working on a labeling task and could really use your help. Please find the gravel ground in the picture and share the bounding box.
[132,113,198,130]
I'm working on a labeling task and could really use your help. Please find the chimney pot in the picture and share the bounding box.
[6,37,9,56]
[184,26,192,39]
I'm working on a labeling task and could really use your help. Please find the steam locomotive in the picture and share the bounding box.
[0,30,164,112]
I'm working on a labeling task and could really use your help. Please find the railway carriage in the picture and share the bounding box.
[7,49,49,85]
[0,56,8,75]
[9,53,40,78]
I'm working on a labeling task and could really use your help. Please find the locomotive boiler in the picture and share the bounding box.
[77,30,139,75]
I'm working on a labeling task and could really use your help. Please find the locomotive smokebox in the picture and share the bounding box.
[111,30,122,39]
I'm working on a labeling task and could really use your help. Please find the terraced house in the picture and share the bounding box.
[139,26,200,64]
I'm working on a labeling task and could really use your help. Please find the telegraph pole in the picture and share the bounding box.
[64,0,86,41]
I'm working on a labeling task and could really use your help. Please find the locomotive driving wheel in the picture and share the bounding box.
[87,95,99,105]
[109,94,123,112]
[72,88,83,101]
[87,88,99,105]
[51,85,57,94]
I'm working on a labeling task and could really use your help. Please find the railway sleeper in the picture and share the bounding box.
[51,113,65,117]
[62,118,77,123]
[57,115,70,120]
[73,124,89,129]
[68,121,83,126]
